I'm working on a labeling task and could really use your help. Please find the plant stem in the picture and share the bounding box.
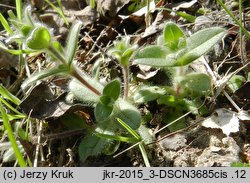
[71,68,101,96]
[216,0,250,40]
[145,0,151,28]
[47,46,67,65]
[122,66,129,100]
[48,45,101,96]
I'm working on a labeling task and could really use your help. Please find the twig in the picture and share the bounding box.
[31,128,86,144]
[113,141,142,158]
[33,120,43,167]
[147,118,204,146]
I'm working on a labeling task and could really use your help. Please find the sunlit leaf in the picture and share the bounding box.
[163,22,186,51]
[175,27,226,66]
[26,26,51,50]
[114,99,141,130]
[65,21,82,65]
[68,77,103,103]
[21,65,68,89]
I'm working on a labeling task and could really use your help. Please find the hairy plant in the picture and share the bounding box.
[133,22,226,131]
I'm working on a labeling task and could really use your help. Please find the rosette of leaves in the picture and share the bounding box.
[134,22,227,67]
[132,22,226,131]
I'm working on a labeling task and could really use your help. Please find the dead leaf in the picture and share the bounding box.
[172,0,198,11]
[202,108,240,136]
[20,83,91,120]
[96,0,130,18]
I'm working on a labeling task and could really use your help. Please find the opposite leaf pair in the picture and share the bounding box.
[134,22,226,67]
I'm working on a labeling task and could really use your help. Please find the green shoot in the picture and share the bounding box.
[216,0,250,40]
[44,0,69,27]
[0,13,14,34]
[116,118,150,167]
[0,102,27,167]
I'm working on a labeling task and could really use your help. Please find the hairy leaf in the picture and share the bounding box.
[21,65,68,89]
[94,101,113,122]
[179,73,211,96]
[133,85,166,104]
[68,77,103,103]
[174,27,226,66]
[163,22,186,51]
[65,21,82,65]
[114,99,141,130]
[79,120,117,162]
[26,26,51,50]
[103,79,121,101]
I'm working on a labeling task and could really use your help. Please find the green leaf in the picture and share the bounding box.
[0,85,21,105]
[163,22,186,51]
[137,125,154,144]
[21,25,33,36]
[0,13,13,35]
[114,99,141,130]
[68,77,103,103]
[26,26,51,50]
[95,132,137,143]
[134,45,175,67]
[78,133,108,162]
[231,162,250,167]
[179,73,211,96]
[21,65,68,89]
[134,26,226,67]
[175,27,226,66]
[99,95,113,106]
[133,85,166,104]
[103,80,121,101]
[228,75,245,93]
[116,118,140,140]
[164,108,186,132]
[0,102,27,166]
[65,21,82,65]
[102,140,120,155]
[60,113,86,130]
[94,101,113,122]
[121,45,138,66]
[175,11,196,23]
[15,0,22,21]
[79,120,117,161]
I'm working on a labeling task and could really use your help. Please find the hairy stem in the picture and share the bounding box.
[48,45,101,96]
[71,68,101,96]
[123,66,129,100]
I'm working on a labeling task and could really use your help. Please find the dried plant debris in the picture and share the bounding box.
[20,83,89,120]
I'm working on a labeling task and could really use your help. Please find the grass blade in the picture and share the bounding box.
[116,118,141,139]
[0,13,13,35]
[139,143,150,167]
[0,85,21,105]
[15,0,22,21]
[0,102,27,167]
[94,132,139,143]
[44,0,69,26]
